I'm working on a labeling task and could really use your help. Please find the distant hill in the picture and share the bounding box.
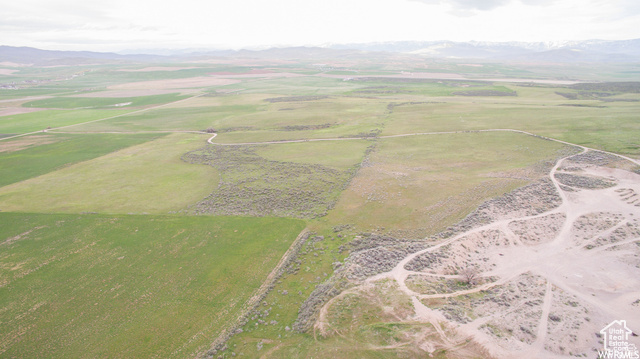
[2,39,640,65]
[0,46,165,65]
[329,39,640,62]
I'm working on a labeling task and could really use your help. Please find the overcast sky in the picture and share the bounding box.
[1,0,639,52]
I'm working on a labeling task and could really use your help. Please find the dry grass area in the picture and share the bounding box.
[72,89,180,97]
[107,77,239,90]
[317,72,467,80]
[0,135,59,153]
[209,69,274,75]
[211,72,303,79]
[0,62,28,67]
[117,66,200,72]
[0,107,44,117]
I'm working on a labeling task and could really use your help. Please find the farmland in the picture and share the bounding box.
[1,50,639,358]
[0,212,304,358]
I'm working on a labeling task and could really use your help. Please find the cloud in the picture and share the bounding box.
[618,0,640,16]
[409,0,511,11]
[408,0,560,12]
[519,0,555,5]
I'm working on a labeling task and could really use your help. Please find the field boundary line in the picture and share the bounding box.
[203,227,310,357]
[45,130,207,135]
[0,92,206,142]
[209,128,640,166]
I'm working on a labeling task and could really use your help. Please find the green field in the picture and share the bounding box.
[22,93,187,109]
[0,109,131,135]
[320,131,572,238]
[0,212,305,358]
[0,133,219,214]
[0,133,163,187]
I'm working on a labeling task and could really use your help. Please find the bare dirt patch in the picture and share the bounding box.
[0,69,19,75]
[0,107,44,117]
[0,135,59,153]
[1,226,47,246]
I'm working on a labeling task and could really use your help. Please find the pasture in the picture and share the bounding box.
[21,92,188,109]
[0,109,131,135]
[321,131,573,238]
[0,132,162,187]
[0,133,219,214]
[0,212,305,358]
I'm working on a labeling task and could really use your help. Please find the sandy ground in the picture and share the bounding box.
[316,147,640,358]
[108,77,240,90]
[0,69,19,75]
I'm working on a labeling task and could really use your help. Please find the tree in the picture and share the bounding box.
[459,264,480,286]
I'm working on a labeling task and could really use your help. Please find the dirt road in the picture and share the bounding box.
[359,147,640,358]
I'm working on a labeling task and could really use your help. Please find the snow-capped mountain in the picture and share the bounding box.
[328,39,640,62]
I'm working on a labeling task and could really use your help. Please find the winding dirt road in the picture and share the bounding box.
[351,146,640,358]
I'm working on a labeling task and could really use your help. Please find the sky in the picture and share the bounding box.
[1,0,639,53]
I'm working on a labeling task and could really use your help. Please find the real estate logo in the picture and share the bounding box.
[598,320,639,359]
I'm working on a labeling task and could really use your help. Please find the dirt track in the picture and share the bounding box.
[0,93,207,142]
[206,129,639,166]
[355,147,640,358]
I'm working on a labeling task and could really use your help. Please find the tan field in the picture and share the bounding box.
[107,76,240,90]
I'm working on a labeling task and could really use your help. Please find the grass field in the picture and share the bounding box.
[255,140,372,169]
[382,87,640,156]
[60,94,388,138]
[319,131,572,238]
[0,133,163,187]
[0,133,219,214]
[0,109,131,135]
[22,93,188,109]
[0,212,305,358]
[60,103,262,132]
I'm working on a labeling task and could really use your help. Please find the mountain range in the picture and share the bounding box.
[1,39,640,65]
[328,39,640,62]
